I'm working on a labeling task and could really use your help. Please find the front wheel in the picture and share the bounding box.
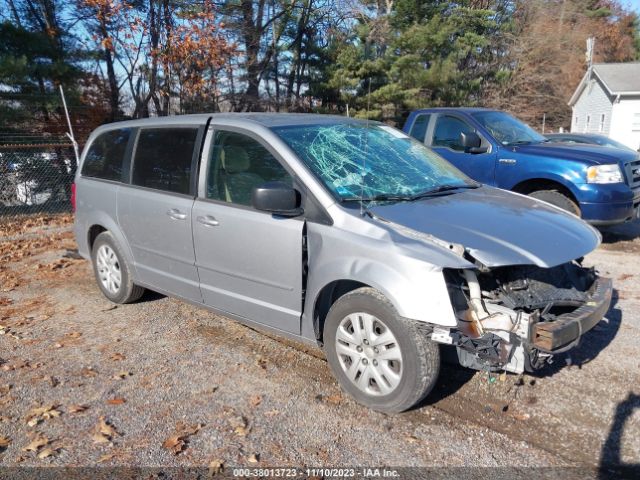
[528,189,581,216]
[323,287,440,413]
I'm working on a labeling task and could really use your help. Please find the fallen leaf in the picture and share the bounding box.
[68,404,88,413]
[110,353,125,361]
[324,393,342,405]
[37,447,56,459]
[113,371,131,380]
[65,331,82,339]
[247,453,259,463]
[162,435,186,454]
[249,395,262,407]
[0,436,10,450]
[53,343,63,349]
[22,434,49,452]
[234,425,248,436]
[97,453,115,463]
[26,405,61,426]
[162,422,203,455]
[80,367,98,377]
[0,385,11,395]
[209,459,224,475]
[93,416,118,443]
[106,398,126,405]
[255,356,267,369]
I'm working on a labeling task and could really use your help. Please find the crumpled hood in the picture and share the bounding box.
[368,186,601,268]
[512,143,639,165]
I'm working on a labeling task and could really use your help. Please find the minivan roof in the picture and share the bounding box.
[94,113,368,131]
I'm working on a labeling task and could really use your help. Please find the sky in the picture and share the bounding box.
[627,0,640,14]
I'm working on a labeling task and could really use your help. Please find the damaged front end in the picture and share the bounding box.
[434,261,613,374]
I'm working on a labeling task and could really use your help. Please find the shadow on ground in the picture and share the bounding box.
[599,392,640,479]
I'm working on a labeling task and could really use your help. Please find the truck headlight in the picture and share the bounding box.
[586,164,623,184]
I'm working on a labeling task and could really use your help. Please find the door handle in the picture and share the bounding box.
[196,215,219,227]
[166,208,187,220]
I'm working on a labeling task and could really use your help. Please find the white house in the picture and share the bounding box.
[568,62,640,150]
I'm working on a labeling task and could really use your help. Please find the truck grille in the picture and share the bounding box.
[625,159,640,189]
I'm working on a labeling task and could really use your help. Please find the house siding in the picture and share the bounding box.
[571,76,613,135]
[610,96,640,150]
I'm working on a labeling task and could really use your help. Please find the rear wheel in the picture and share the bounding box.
[528,189,581,216]
[323,287,440,413]
[91,231,144,304]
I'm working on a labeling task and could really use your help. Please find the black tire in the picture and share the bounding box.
[323,287,440,413]
[528,189,581,216]
[91,231,145,304]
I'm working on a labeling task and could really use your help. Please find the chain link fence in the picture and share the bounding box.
[0,142,77,222]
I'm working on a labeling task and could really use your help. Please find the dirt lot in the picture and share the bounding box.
[0,215,639,476]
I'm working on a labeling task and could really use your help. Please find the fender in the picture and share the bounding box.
[304,254,459,336]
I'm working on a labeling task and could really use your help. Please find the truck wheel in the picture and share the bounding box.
[323,287,440,413]
[91,231,145,304]
[528,190,581,216]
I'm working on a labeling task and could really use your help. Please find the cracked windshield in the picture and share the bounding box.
[272,123,473,201]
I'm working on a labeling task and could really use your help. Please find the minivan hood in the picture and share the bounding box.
[510,142,639,165]
[368,187,600,268]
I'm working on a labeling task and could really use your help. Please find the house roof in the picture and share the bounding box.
[568,62,640,106]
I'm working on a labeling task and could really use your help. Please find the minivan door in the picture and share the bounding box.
[117,126,204,302]
[428,114,497,185]
[192,128,304,333]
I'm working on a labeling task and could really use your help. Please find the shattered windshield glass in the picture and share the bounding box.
[472,111,546,146]
[272,122,473,201]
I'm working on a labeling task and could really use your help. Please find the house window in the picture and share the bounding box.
[633,113,640,131]
[599,114,605,133]
[586,114,591,132]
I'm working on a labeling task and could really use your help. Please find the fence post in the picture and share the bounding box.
[59,85,80,166]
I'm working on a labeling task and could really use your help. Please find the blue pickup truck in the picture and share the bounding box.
[403,108,640,225]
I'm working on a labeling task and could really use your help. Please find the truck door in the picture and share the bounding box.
[428,114,496,185]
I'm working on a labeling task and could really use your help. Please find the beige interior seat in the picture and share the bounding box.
[220,145,264,205]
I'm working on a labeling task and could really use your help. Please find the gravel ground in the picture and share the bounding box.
[0,216,638,475]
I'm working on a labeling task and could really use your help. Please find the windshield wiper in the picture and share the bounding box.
[340,193,413,203]
[409,183,480,200]
[340,184,479,204]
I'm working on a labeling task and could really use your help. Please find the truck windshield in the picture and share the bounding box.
[272,122,475,201]
[472,111,546,146]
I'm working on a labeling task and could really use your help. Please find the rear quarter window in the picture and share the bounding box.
[409,114,430,142]
[81,128,131,181]
[131,128,198,195]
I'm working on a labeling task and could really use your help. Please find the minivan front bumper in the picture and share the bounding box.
[531,276,613,351]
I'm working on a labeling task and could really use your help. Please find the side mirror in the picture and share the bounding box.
[460,132,488,154]
[252,181,303,217]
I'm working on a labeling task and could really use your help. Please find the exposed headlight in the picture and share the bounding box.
[586,164,623,184]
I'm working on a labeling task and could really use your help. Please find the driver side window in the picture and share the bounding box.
[432,116,474,152]
[207,130,292,207]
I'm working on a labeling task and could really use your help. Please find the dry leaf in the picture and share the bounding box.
[97,453,115,463]
[249,395,262,407]
[106,398,126,405]
[68,404,88,413]
[37,447,56,459]
[26,405,61,426]
[0,385,11,395]
[65,331,82,338]
[22,434,49,452]
[209,459,224,475]
[255,356,267,369]
[162,435,186,455]
[324,393,342,405]
[110,353,125,361]
[0,436,10,449]
[247,453,259,463]
[113,371,131,380]
[53,343,63,349]
[80,367,98,377]
[93,416,118,443]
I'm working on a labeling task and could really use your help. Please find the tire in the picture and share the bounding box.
[323,287,440,413]
[528,189,581,216]
[91,231,145,304]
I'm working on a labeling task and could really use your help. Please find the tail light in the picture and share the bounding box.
[71,183,76,212]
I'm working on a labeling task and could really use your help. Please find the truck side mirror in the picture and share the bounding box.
[460,132,488,154]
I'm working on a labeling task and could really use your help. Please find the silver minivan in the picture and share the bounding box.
[74,114,612,412]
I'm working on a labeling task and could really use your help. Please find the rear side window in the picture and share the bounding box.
[132,128,198,195]
[409,114,430,142]
[81,128,131,181]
